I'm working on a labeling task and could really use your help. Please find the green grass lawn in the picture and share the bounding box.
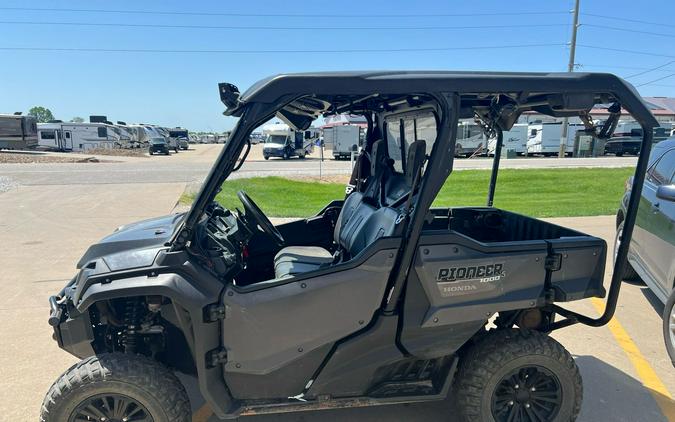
[183,167,633,218]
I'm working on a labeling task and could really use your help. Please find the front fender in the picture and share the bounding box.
[74,270,236,418]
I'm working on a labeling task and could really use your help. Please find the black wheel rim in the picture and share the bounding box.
[69,393,153,422]
[491,366,562,422]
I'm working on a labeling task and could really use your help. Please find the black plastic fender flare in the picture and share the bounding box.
[75,272,236,418]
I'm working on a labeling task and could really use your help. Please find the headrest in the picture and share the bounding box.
[370,139,387,176]
[405,139,427,186]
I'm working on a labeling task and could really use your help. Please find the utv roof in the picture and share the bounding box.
[231,71,658,127]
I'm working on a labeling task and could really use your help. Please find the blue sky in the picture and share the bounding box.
[1,0,675,131]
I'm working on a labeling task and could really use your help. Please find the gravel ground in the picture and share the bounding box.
[0,152,111,164]
[72,148,148,158]
[0,176,17,193]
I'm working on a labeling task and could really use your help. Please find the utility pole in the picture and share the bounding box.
[559,0,581,158]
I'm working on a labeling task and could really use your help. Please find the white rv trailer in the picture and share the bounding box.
[324,125,361,159]
[455,122,486,157]
[526,122,584,156]
[487,123,528,156]
[38,122,120,151]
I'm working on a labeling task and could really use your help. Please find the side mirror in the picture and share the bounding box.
[656,185,675,202]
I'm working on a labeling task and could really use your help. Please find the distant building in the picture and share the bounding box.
[518,96,675,126]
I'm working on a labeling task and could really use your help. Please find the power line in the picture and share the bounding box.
[0,20,569,31]
[583,23,675,40]
[578,45,675,59]
[636,73,675,87]
[0,6,570,19]
[624,60,675,79]
[581,12,672,28]
[0,43,566,55]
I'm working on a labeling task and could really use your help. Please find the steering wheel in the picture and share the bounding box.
[237,191,285,246]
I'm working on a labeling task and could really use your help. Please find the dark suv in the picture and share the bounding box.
[148,137,170,155]
[615,137,675,363]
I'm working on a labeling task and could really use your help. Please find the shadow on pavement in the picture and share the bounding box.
[187,355,668,422]
[641,286,666,317]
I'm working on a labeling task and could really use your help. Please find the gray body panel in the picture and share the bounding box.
[77,213,183,269]
[413,236,548,325]
[221,248,396,375]
[623,141,675,303]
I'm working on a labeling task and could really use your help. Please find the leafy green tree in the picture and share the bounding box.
[70,116,84,123]
[27,106,55,123]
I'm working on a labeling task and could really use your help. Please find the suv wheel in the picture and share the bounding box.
[454,329,582,422]
[40,353,191,422]
[663,289,675,367]
[614,221,641,282]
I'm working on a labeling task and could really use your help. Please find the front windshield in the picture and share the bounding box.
[265,134,287,144]
[151,138,165,144]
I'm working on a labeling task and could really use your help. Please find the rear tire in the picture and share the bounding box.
[454,329,582,422]
[40,353,190,422]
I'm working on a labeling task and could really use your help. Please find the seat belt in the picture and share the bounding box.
[396,158,425,225]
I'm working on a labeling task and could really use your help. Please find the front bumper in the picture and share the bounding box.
[49,279,96,358]
[263,148,286,157]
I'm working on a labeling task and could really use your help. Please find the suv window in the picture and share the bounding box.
[648,149,675,185]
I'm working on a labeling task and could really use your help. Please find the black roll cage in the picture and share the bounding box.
[175,71,658,331]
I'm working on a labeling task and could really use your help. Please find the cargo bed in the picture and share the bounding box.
[408,207,607,325]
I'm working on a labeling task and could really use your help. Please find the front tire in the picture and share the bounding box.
[40,353,191,422]
[454,329,582,422]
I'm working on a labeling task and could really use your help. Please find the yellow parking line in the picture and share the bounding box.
[592,298,675,421]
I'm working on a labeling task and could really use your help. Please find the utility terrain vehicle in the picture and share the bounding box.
[42,71,657,422]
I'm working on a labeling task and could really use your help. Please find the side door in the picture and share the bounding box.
[63,130,73,150]
[634,148,675,297]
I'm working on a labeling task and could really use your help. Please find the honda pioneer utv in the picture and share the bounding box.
[42,71,657,422]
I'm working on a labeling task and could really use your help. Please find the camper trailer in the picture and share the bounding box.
[487,123,528,156]
[324,125,361,159]
[39,122,122,151]
[455,122,486,157]
[526,122,584,156]
[262,122,316,160]
[37,122,70,151]
[0,113,38,150]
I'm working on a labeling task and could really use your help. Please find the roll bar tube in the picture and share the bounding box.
[487,128,503,207]
[549,127,654,329]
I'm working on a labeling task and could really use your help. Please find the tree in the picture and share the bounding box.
[28,106,55,123]
[70,116,84,123]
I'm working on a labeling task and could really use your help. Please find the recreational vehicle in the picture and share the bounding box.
[526,122,584,156]
[37,122,71,151]
[455,121,486,157]
[0,113,38,150]
[168,128,190,150]
[38,122,121,151]
[324,125,361,159]
[487,123,528,156]
[261,122,315,160]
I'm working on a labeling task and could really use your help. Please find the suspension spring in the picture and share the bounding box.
[122,298,143,353]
